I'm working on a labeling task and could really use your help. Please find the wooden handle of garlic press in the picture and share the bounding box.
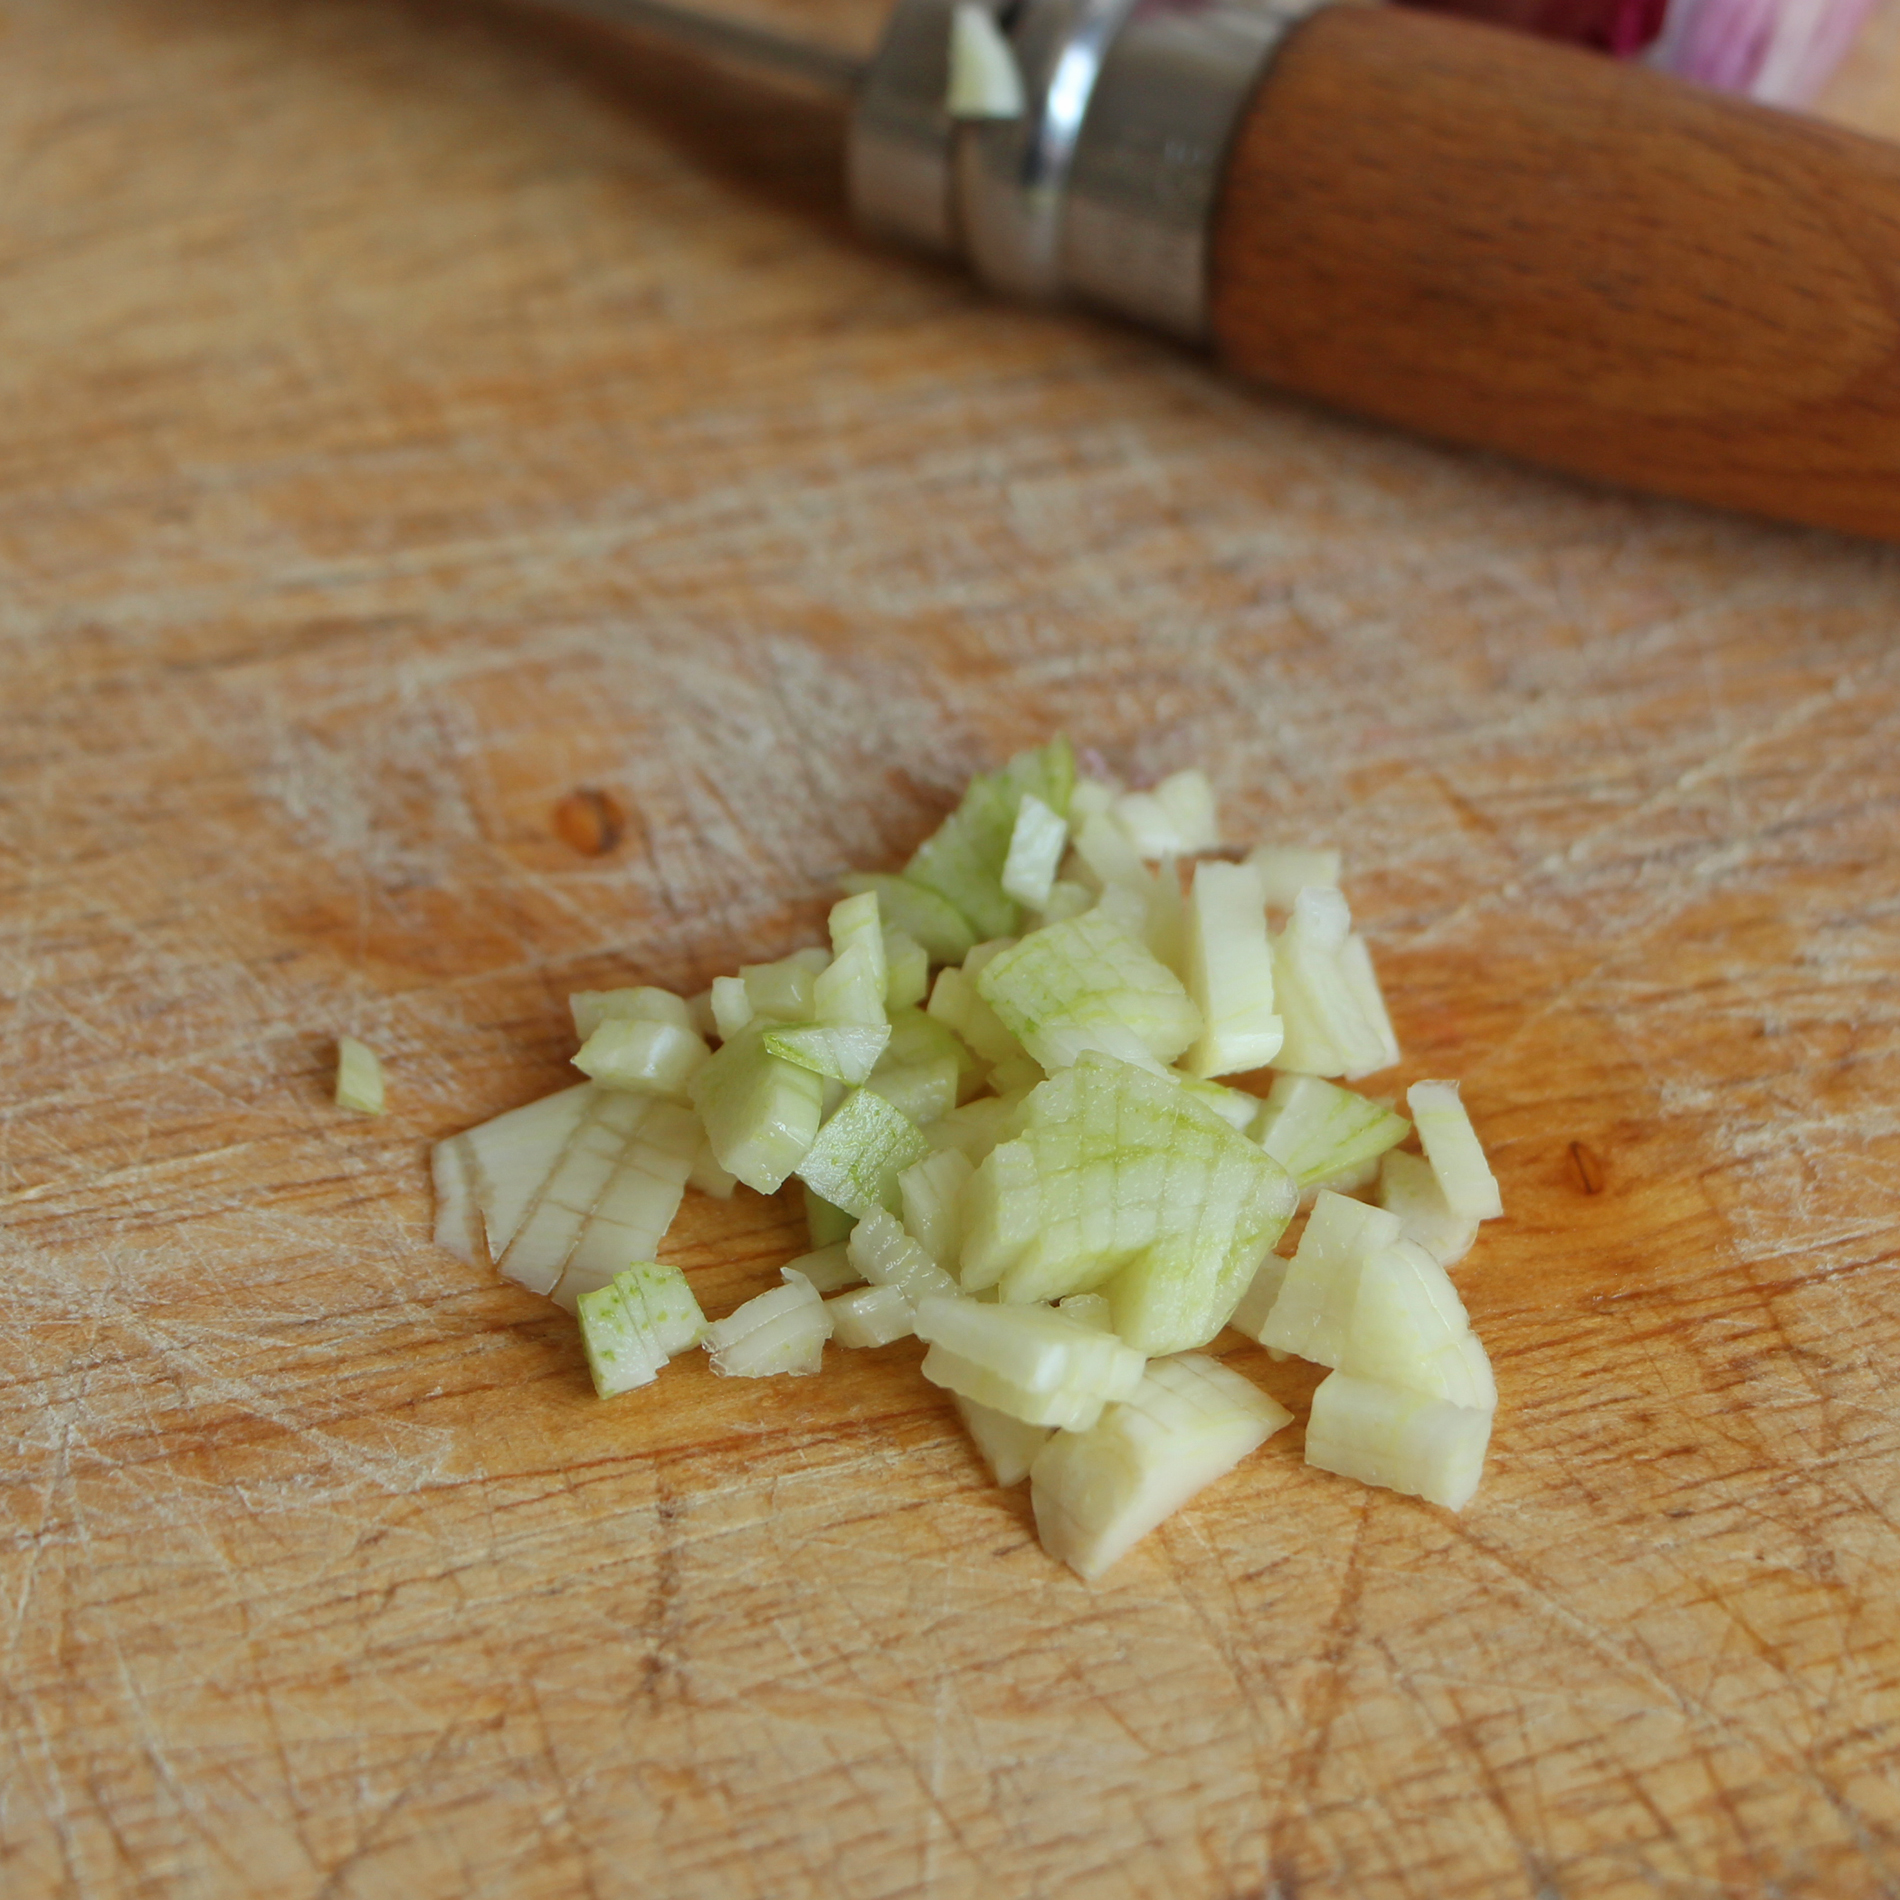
[1209,5,1900,541]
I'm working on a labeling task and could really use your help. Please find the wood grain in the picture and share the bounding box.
[2,1,1898,1896]
[1211,5,1900,540]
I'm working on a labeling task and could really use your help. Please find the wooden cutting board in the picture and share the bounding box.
[3,2,1898,1894]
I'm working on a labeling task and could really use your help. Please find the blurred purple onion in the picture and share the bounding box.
[1652,0,1876,103]
[1401,0,1875,103]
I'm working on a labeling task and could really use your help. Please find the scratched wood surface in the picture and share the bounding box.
[2,2,1898,1895]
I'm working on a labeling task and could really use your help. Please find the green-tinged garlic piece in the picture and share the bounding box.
[1244,844,1341,911]
[847,1208,958,1306]
[795,1087,931,1219]
[1251,1072,1409,1190]
[976,909,1200,1076]
[578,1262,706,1398]
[689,1025,824,1195]
[335,1036,385,1115]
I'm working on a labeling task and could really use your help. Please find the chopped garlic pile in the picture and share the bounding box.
[433,741,1506,1577]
